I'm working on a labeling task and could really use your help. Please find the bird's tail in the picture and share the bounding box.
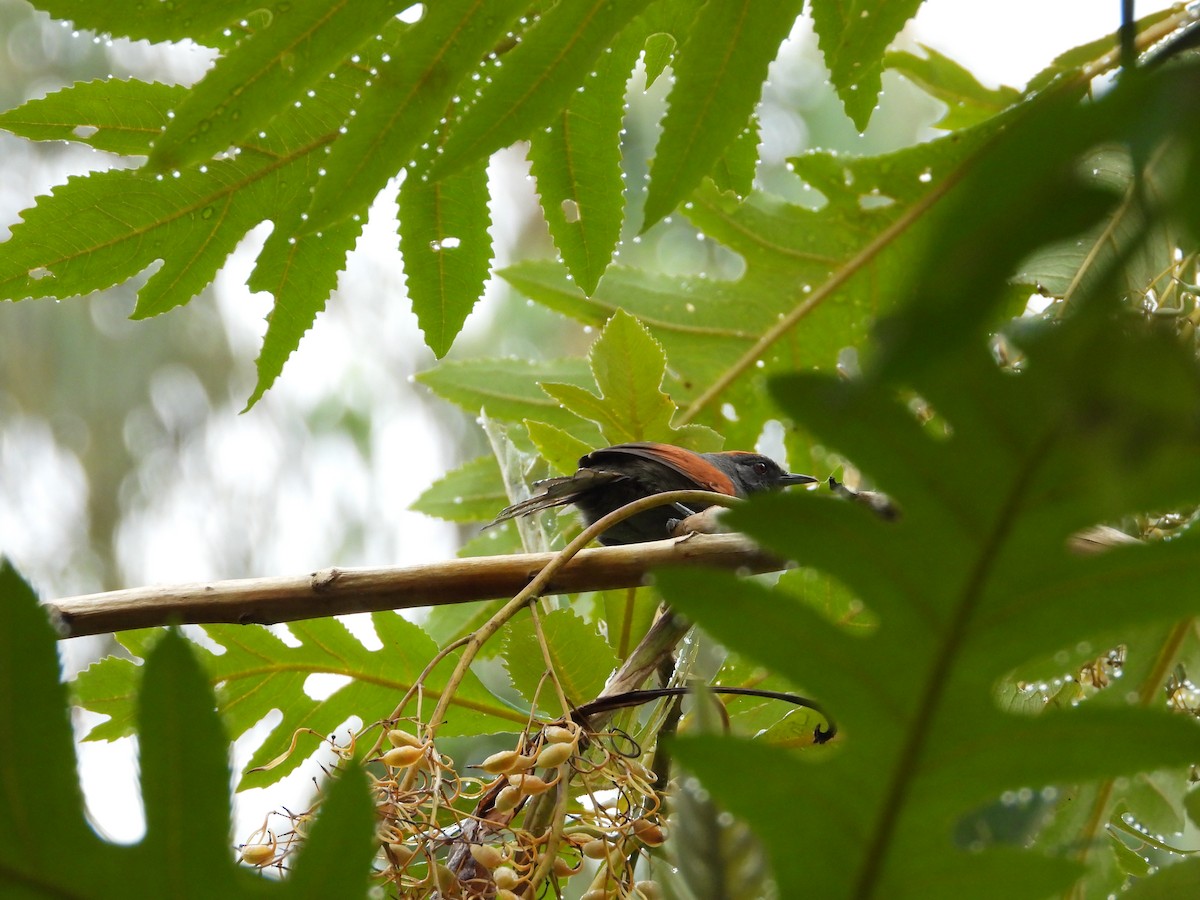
[484,469,621,529]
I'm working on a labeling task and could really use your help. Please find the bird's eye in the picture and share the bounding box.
[752,461,768,475]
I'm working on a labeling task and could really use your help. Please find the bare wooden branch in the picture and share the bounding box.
[44,534,786,640]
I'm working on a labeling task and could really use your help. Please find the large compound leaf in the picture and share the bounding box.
[0,561,375,898]
[660,57,1200,900]
[0,52,386,405]
[73,614,527,790]
[502,109,1005,453]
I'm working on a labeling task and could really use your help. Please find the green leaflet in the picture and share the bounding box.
[886,45,1021,131]
[72,613,526,791]
[410,454,508,523]
[305,0,525,232]
[429,0,656,180]
[642,0,803,229]
[528,28,641,294]
[0,561,375,898]
[0,78,185,155]
[809,0,924,132]
[400,156,493,358]
[502,607,618,711]
[540,309,721,448]
[33,0,257,46]
[149,0,404,171]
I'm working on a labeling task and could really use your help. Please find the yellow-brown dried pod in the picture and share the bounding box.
[239,844,275,866]
[535,742,574,769]
[387,728,422,748]
[382,745,424,768]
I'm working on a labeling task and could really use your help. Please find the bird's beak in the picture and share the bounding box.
[780,472,820,487]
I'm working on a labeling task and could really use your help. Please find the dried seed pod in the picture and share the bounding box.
[382,745,424,768]
[386,728,422,748]
[507,773,553,796]
[534,742,574,769]
[510,752,539,771]
[469,843,504,869]
[552,855,583,877]
[631,818,665,846]
[493,865,520,890]
[581,838,610,860]
[239,843,275,866]
[480,749,522,774]
[385,842,418,866]
[543,724,576,744]
[635,880,664,899]
[496,891,521,900]
[494,784,524,812]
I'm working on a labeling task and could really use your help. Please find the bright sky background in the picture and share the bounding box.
[47,0,1178,852]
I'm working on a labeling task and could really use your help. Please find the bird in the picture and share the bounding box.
[487,442,818,545]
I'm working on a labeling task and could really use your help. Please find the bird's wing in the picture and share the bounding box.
[585,443,736,495]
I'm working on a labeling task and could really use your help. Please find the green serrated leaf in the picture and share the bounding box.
[304,0,524,231]
[525,419,594,474]
[429,0,656,179]
[588,310,672,436]
[642,0,802,229]
[416,357,594,431]
[1124,858,1200,899]
[0,560,102,894]
[528,28,640,294]
[539,309,720,448]
[502,607,618,710]
[1,560,375,897]
[400,157,493,357]
[72,615,527,790]
[0,51,383,411]
[656,307,1200,897]
[33,0,258,46]
[809,0,923,132]
[149,0,401,171]
[708,115,759,198]
[136,630,241,893]
[886,45,1020,131]
[246,214,364,408]
[0,78,184,155]
[285,762,375,898]
[410,454,507,523]
[642,32,675,88]
[666,757,772,900]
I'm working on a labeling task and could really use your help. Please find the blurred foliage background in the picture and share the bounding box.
[0,0,943,611]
